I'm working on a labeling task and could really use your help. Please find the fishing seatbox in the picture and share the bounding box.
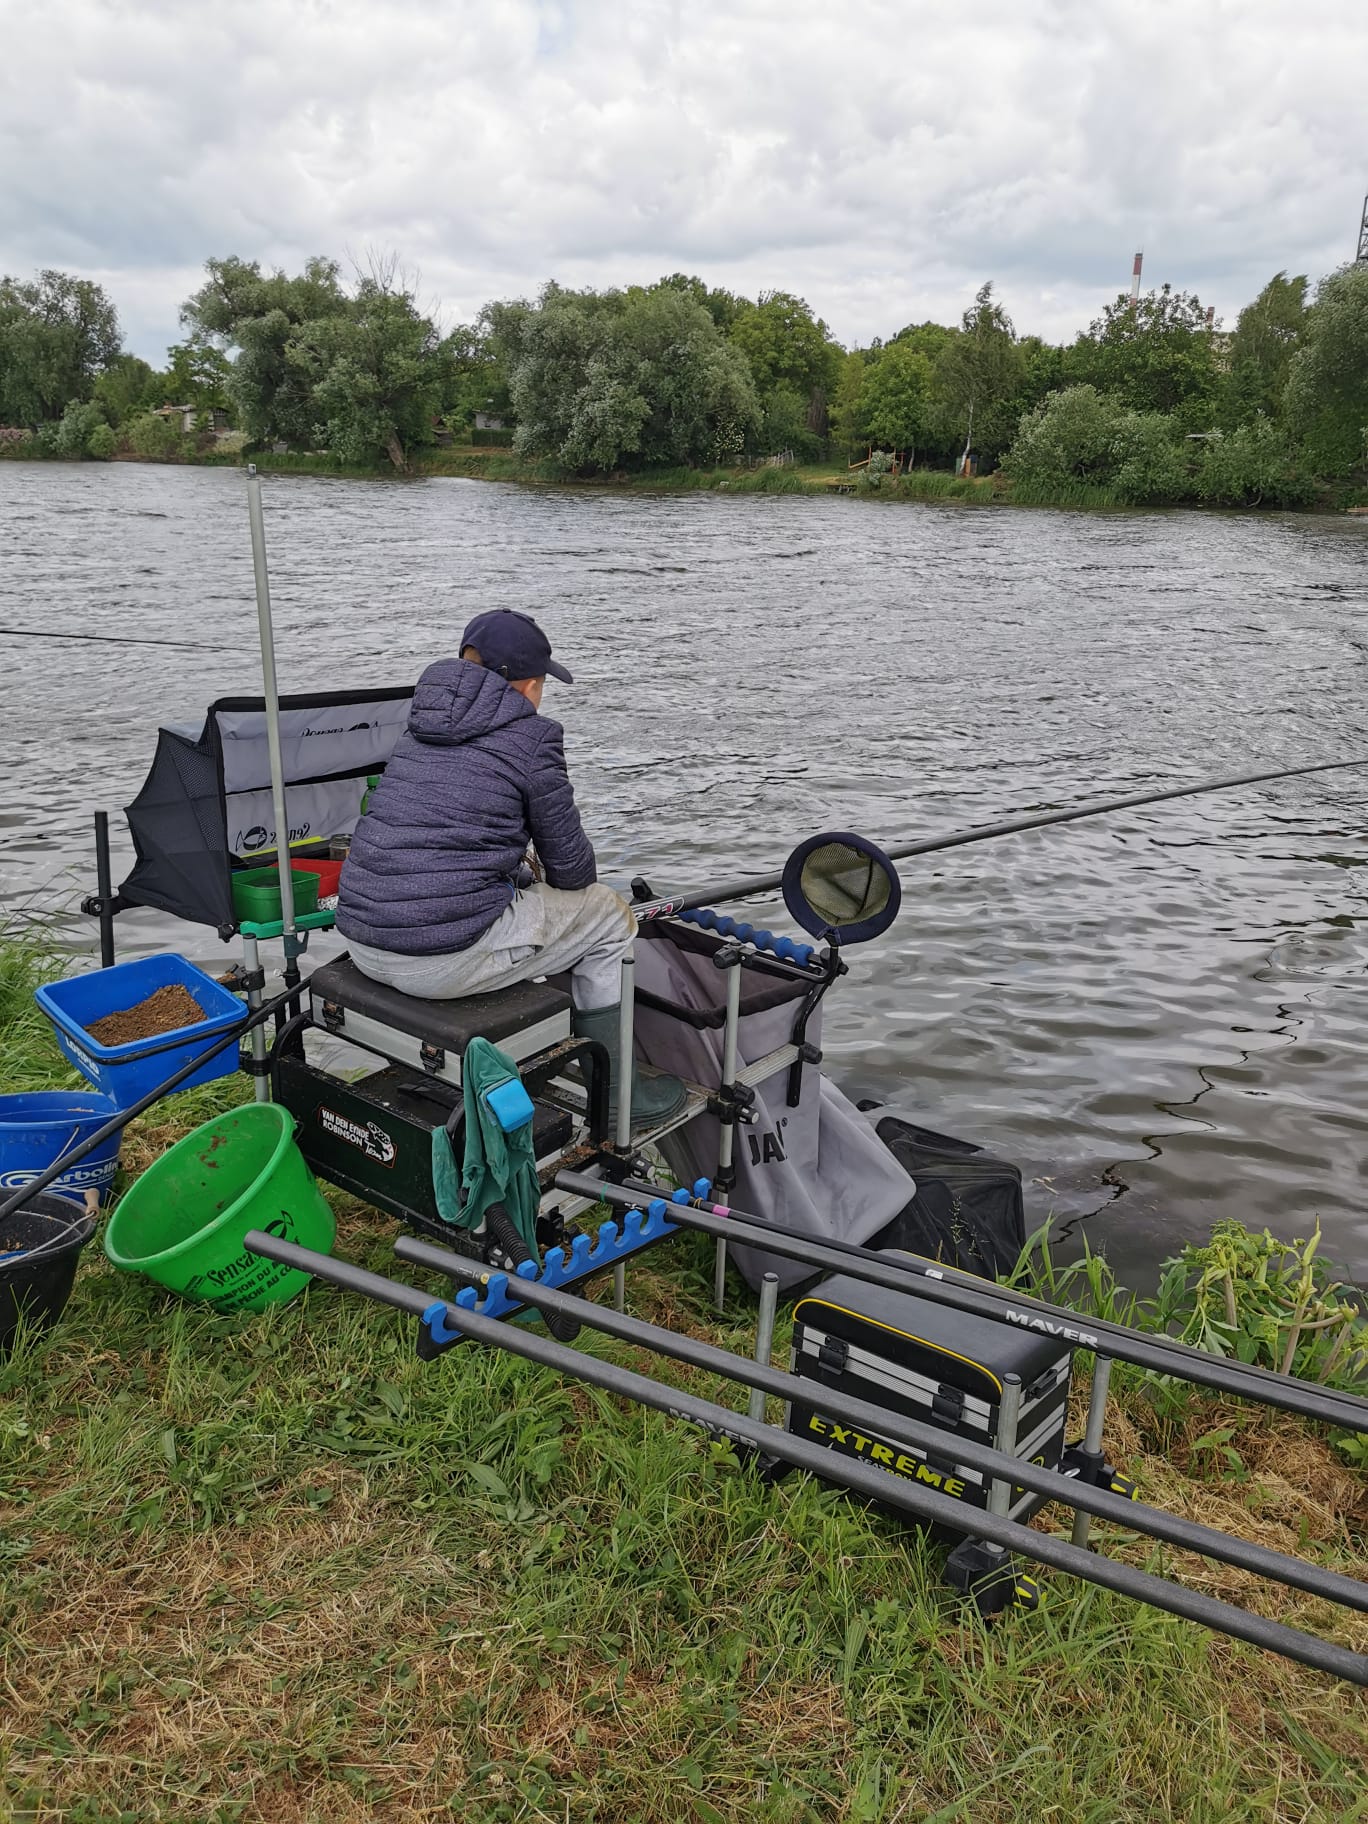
[862,1110,1026,1279]
[787,1254,1073,1530]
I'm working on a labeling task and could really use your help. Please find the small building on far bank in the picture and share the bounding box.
[152,404,231,436]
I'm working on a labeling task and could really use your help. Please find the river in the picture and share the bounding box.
[2,460,1366,1288]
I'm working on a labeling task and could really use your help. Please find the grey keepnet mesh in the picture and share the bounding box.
[121,688,413,928]
[632,926,913,1290]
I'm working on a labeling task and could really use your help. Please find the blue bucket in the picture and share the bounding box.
[0,1092,123,1209]
[34,954,244,1110]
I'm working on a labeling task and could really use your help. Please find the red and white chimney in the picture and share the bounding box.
[1129,250,1143,308]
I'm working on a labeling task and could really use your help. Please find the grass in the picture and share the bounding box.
[7,440,1358,515]
[1,935,1366,1821]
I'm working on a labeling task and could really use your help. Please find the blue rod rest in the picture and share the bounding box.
[422,1300,465,1348]
[428,1202,679,1328]
[676,906,815,970]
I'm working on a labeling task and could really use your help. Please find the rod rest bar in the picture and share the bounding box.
[553,1172,1368,1434]
[392,1231,1368,1618]
[239,1228,1368,1688]
[674,906,817,970]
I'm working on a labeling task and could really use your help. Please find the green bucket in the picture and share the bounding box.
[103,1103,336,1313]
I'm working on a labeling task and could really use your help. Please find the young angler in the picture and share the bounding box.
[336,609,685,1128]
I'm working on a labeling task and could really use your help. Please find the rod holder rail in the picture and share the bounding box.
[556,1173,1368,1435]
[242,1229,1368,1687]
[386,1232,1368,1618]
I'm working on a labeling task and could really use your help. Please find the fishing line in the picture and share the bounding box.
[0,625,231,651]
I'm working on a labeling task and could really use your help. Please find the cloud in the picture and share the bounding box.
[1,0,1364,361]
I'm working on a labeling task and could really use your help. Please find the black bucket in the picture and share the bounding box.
[0,1191,97,1358]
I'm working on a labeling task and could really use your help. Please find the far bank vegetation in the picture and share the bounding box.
[2,253,1366,509]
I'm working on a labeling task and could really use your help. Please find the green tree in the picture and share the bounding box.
[166,333,234,417]
[1197,417,1317,507]
[54,399,107,458]
[653,273,747,333]
[1004,384,1193,503]
[930,283,1026,469]
[181,255,347,445]
[503,282,759,472]
[289,271,455,470]
[827,349,872,460]
[1220,272,1308,425]
[93,353,162,426]
[86,421,117,460]
[856,340,934,460]
[1284,262,1368,480]
[126,411,186,460]
[1004,384,1121,487]
[1068,284,1218,429]
[0,270,122,426]
[728,290,841,448]
[1013,335,1067,415]
[445,320,512,430]
[888,320,956,363]
[1109,410,1194,504]
[755,385,821,461]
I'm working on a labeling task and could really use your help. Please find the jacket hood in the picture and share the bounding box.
[409,657,535,746]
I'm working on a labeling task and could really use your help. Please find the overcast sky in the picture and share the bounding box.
[2,0,1364,363]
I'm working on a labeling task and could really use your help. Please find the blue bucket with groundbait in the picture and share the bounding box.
[0,1092,123,1209]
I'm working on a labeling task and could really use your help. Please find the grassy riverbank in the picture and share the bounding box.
[6,441,1367,513]
[1,933,1366,1823]
[213,448,1134,510]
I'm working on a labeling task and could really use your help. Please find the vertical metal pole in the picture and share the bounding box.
[988,1373,1023,1520]
[242,935,269,1103]
[1071,1355,1114,1549]
[713,956,744,1310]
[245,466,298,976]
[615,948,636,1150]
[747,1271,780,1423]
[93,811,115,968]
[613,1259,626,1313]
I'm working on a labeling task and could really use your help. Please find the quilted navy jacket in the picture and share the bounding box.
[336,658,597,955]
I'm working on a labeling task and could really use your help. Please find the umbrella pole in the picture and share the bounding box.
[245,466,300,1040]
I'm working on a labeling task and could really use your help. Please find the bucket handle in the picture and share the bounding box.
[0,1209,97,1266]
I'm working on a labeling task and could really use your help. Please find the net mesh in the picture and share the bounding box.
[801,842,891,928]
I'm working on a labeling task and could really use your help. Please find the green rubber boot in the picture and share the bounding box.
[573,1004,689,1131]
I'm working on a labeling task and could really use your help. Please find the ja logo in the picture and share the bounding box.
[747,1130,787,1167]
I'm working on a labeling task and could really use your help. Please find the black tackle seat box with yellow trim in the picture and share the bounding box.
[787,1252,1073,1531]
[307,956,572,1088]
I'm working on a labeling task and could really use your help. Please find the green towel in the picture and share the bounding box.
[430,1036,541,1264]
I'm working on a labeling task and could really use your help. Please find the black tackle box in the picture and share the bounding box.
[787,1254,1073,1527]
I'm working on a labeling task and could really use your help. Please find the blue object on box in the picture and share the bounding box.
[0,1091,123,1208]
[482,1077,536,1134]
[34,954,245,1110]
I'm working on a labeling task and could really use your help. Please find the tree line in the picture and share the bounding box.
[2,252,1365,504]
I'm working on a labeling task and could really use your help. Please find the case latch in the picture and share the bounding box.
[931,1383,966,1423]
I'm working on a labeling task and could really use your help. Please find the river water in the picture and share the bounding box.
[2,461,1366,1288]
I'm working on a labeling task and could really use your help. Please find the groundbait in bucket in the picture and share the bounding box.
[103,1103,335,1313]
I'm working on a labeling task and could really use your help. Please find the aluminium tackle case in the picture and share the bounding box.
[787,1253,1073,1527]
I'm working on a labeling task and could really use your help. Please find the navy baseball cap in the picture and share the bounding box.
[460,609,572,684]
